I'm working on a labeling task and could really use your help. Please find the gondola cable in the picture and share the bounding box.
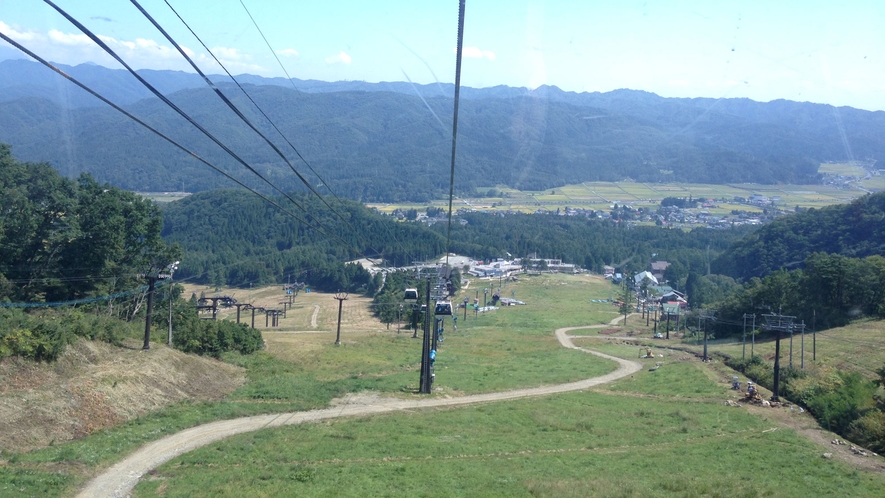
[0,30,346,252]
[41,0,359,252]
[444,0,466,274]
[234,0,421,266]
[130,0,384,263]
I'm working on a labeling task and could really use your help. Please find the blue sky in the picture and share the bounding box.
[2,0,884,110]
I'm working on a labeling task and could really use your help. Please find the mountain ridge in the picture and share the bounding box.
[1,59,881,201]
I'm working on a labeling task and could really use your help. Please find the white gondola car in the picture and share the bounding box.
[434,301,453,316]
[404,288,419,302]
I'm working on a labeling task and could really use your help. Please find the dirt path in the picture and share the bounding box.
[310,304,320,328]
[76,317,641,498]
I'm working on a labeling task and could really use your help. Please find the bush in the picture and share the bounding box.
[847,411,885,454]
[173,319,264,358]
[805,371,877,434]
[727,355,774,387]
[0,308,133,361]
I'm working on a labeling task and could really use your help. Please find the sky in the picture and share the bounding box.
[2,0,885,110]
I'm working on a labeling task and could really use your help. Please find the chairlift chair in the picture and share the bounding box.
[435,301,453,316]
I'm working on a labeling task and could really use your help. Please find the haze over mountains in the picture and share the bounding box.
[1,58,882,202]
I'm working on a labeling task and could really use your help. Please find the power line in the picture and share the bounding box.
[132,0,380,261]
[444,0,466,273]
[0,31,320,234]
[41,0,374,260]
[229,0,414,264]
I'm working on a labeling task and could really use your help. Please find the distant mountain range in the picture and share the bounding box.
[1,58,882,201]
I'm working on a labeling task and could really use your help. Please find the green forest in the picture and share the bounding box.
[713,191,885,280]
[0,147,260,359]
[0,82,837,202]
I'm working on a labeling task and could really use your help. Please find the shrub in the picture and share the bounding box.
[847,411,885,454]
[173,319,264,358]
[0,308,134,361]
[805,371,877,434]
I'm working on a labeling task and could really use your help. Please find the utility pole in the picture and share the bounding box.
[789,323,794,368]
[702,313,707,361]
[334,291,348,345]
[812,309,816,362]
[742,313,748,360]
[751,314,756,357]
[699,310,716,362]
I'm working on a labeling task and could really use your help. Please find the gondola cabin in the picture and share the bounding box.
[434,301,453,316]
[404,288,418,302]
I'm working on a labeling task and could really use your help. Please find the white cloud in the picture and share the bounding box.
[458,46,495,60]
[49,29,93,46]
[325,51,351,64]
[277,48,299,58]
[211,46,245,61]
[0,21,39,41]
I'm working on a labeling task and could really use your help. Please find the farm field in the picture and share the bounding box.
[367,180,865,214]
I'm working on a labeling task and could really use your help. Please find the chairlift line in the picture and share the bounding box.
[444,0,466,275]
[41,1,325,238]
[141,0,383,261]
[223,0,417,265]
[0,31,318,232]
[39,0,378,262]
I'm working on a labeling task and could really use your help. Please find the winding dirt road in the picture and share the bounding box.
[77,317,640,497]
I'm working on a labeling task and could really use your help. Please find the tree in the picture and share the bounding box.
[685,272,702,309]
[0,154,179,309]
[448,268,462,295]
[664,261,687,290]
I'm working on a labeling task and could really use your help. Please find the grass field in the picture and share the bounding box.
[134,331,885,497]
[4,274,885,496]
[819,163,868,177]
[368,180,864,215]
[671,319,885,381]
[135,192,192,203]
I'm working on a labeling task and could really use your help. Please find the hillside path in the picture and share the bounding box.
[77,315,640,498]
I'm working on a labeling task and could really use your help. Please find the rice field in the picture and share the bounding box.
[369,180,863,214]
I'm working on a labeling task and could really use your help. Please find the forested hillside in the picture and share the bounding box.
[712,191,885,280]
[159,189,443,291]
[0,85,822,201]
[5,58,881,201]
[0,144,178,306]
[160,187,755,294]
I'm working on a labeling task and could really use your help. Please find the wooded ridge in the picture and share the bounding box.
[2,59,879,202]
